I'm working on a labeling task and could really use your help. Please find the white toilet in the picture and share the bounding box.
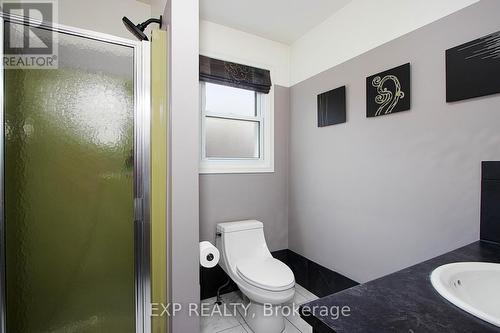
[216,220,295,333]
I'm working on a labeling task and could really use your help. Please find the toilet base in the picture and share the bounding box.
[243,301,285,333]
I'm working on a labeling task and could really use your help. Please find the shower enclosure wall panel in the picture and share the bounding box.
[0,15,151,333]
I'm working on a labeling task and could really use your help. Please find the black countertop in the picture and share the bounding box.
[300,241,500,333]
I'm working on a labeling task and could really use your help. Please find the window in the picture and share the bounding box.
[200,82,274,173]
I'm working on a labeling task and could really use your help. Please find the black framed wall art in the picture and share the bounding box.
[317,86,346,127]
[446,30,500,102]
[366,63,411,118]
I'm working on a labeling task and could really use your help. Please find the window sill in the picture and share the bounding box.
[199,161,275,174]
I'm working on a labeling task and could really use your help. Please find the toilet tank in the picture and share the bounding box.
[216,220,272,272]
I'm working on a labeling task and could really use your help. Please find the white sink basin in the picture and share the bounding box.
[431,262,500,327]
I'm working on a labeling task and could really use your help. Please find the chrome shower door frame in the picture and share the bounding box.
[0,14,152,333]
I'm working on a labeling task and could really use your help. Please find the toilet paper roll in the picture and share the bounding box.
[199,241,220,268]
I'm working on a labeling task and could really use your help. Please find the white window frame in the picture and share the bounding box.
[199,82,274,174]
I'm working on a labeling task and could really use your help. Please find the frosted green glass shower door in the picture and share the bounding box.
[4,22,136,332]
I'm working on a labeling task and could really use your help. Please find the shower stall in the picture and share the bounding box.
[0,13,151,333]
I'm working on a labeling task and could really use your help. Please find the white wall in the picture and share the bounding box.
[289,0,479,85]
[167,0,200,331]
[200,20,290,87]
[289,0,500,283]
[58,0,151,38]
[150,0,168,18]
[200,0,481,86]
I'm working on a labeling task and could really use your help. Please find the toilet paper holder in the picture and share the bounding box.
[208,233,222,263]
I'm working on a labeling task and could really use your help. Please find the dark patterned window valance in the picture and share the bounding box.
[199,55,272,94]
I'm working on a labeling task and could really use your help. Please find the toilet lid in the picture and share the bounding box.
[236,257,295,292]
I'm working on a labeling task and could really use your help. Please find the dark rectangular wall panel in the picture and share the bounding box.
[317,86,346,127]
[446,31,500,102]
[366,63,411,118]
[481,161,500,244]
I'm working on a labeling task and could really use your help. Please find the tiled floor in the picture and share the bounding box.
[200,284,318,333]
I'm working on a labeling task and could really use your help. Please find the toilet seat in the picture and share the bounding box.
[236,257,295,292]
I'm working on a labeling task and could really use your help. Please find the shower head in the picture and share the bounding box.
[122,16,162,41]
[122,16,148,41]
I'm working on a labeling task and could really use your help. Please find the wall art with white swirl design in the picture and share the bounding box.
[366,63,411,118]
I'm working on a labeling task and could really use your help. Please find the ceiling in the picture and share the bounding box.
[200,0,352,44]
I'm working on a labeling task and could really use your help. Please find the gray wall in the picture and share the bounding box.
[289,0,500,283]
[167,0,200,331]
[199,85,290,252]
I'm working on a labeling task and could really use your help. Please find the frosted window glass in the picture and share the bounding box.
[205,83,256,117]
[206,117,259,158]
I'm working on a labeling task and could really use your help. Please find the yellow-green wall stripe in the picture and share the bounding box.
[151,28,169,333]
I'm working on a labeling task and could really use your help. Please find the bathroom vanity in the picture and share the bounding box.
[300,241,500,333]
